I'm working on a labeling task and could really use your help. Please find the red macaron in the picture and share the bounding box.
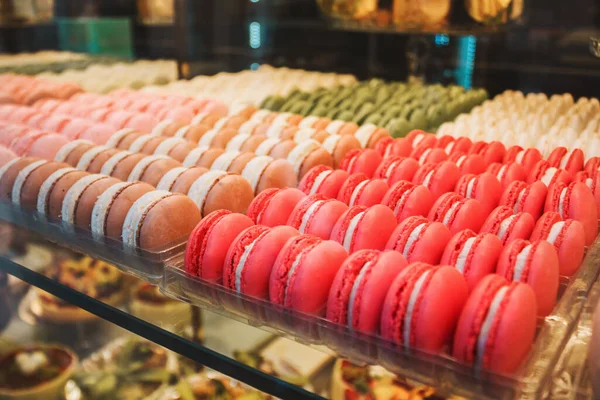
[381,180,434,223]
[298,165,349,199]
[531,211,586,276]
[449,153,486,175]
[480,206,535,245]
[544,181,598,245]
[503,146,543,172]
[330,204,397,253]
[455,172,502,215]
[326,249,407,333]
[223,225,300,299]
[410,145,448,165]
[405,130,437,149]
[184,210,254,281]
[385,216,452,264]
[287,193,349,239]
[499,180,548,221]
[373,156,420,185]
[246,188,306,227]
[453,275,537,374]
[547,147,585,175]
[442,137,472,155]
[428,193,486,234]
[496,238,559,316]
[339,149,383,179]
[528,160,572,187]
[380,262,468,351]
[269,235,348,315]
[441,229,503,291]
[337,173,389,207]
[412,161,460,200]
[575,170,600,216]
[487,162,526,190]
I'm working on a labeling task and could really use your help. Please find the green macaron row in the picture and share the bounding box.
[260,79,488,138]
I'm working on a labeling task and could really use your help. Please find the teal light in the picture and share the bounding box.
[249,22,261,49]
[435,34,449,47]
[250,63,260,70]
[456,35,476,89]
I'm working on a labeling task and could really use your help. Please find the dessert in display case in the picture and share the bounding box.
[0,0,600,399]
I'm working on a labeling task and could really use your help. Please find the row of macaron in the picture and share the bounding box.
[0,74,82,105]
[0,157,202,250]
[184,209,538,374]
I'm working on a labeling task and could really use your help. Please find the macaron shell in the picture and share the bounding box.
[64,143,95,167]
[248,188,306,227]
[481,141,506,165]
[17,162,69,210]
[168,143,194,163]
[139,136,168,154]
[505,213,535,245]
[268,140,296,159]
[75,177,121,229]
[194,148,226,168]
[386,220,452,264]
[47,170,89,219]
[220,152,255,174]
[457,173,502,215]
[352,179,389,207]
[383,183,434,222]
[239,135,268,153]
[86,149,122,173]
[455,153,486,175]
[256,159,297,193]
[138,158,182,187]
[448,198,487,234]
[26,134,69,160]
[300,168,349,199]
[415,161,461,200]
[203,174,255,216]
[298,147,333,179]
[110,153,146,181]
[380,158,420,185]
[388,138,412,157]
[332,204,397,252]
[104,182,155,239]
[295,199,348,240]
[170,167,208,195]
[341,149,382,178]
[329,135,362,169]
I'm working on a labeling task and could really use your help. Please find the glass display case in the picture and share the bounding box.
[0,1,600,399]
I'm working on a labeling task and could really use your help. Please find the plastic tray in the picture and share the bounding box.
[0,200,186,284]
[162,237,600,400]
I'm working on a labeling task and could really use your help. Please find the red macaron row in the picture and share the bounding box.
[0,74,82,105]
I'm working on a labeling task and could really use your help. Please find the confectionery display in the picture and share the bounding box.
[0,51,97,75]
[0,75,82,105]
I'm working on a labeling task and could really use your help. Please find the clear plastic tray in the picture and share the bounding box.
[0,200,187,284]
[162,237,600,399]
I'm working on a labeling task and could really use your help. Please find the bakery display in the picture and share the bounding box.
[129,283,191,328]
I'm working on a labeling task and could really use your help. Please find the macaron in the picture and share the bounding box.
[269,235,348,315]
[100,152,144,181]
[298,165,349,199]
[61,175,122,229]
[373,156,420,185]
[54,140,96,167]
[496,239,559,316]
[337,174,389,207]
[326,249,407,333]
[246,187,306,227]
[258,139,297,159]
[157,166,208,194]
[173,123,211,143]
[442,137,472,155]
[440,230,503,291]
[412,161,461,200]
[410,145,448,165]
[240,156,297,194]
[452,275,537,373]
[285,127,330,143]
[544,181,598,245]
[449,153,486,175]
[486,162,526,190]
[13,132,69,160]
[405,130,436,149]
[385,138,412,157]
[575,170,600,216]
[11,161,70,210]
[585,157,600,175]
[528,160,572,187]
[478,141,506,165]
[380,263,468,351]
[330,204,397,252]
[0,157,41,200]
[325,120,359,136]
[83,148,122,174]
[531,211,585,276]
[480,206,535,245]
[455,173,502,215]
[320,134,362,169]
[223,225,300,299]
[182,147,225,169]
[286,140,333,179]
[353,124,390,148]
[339,149,383,179]
[91,181,155,240]
[128,156,183,187]
[225,133,268,153]
[428,193,486,234]
[187,170,255,217]
[43,170,90,219]
[374,136,395,157]
[385,216,452,264]
[547,147,584,175]
[0,146,17,168]
[504,146,542,171]
[287,193,349,239]
[381,180,434,222]
[499,180,547,221]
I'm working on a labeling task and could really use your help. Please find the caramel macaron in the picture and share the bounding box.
[321,134,362,169]
[187,170,254,216]
[12,161,69,210]
[286,140,333,179]
[182,147,225,169]
[127,155,182,187]
[0,157,42,200]
[241,156,297,194]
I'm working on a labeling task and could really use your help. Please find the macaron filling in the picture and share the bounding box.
[234,229,270,292]
[541,167,558,186]
[241,156,273,192]
[174,125,190,138]
[558,187,568,218]
[326,120,345,134]
[299,116,319,128]
[91,181,136,238]
[11,159,47,204]
[347,260,374,327]
[198,127,220,146]
[456,155,467,167]
[154,137,186,156]
[349,180,369,206]
[76,146,109,170]
[0,158,20,182]
[294,128,317,143]
[393,189,414,215]
[355,124,377,147]
[546,221,566,244]
[342,211,366,251]
[465,177,477,198]
[100,151,132,176]
[61,174,107,223]
[401,223,427,259]
[238,120,259,135]
[496,165,508,182]
[384,160,401,180]
[255,138,280,156]
[265,123,287,138]
[182,146,210,167]
[309,170,333,195]
[287,140,320,176]
[36,168,77,214]
[475,286,509,370]
[299,200,326,233]
[187,170,227,214]
[418,149,432,165]
[156,167,188,191]
[455,237,476,274]
[212,151,241,171]
[122,190,173,247]
[322,135,342,153]
[497,215,517,241]
[226,134,251,151]
[421,169,435,189]
[54,140,93,162]
[250,109,272,123]
[403,270,432,347]
[442,200,463,226]
[272,112,292,126]
[511,244,533,281]
[151,119,174,136]
[514,187,527,213]
[128,135,154,153]
[127,155,170,182]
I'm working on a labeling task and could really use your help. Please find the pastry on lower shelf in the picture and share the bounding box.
[34,256,125,322]
[154,371,268,400]
[0,344,78,400]
[129,283,191,328]
[331,359,465,400]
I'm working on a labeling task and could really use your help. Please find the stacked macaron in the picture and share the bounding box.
[0,155,201,250]
[0,74,82,105]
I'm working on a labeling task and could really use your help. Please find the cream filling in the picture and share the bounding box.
[412,134,425,148]
[418,149,432,165]
[586,178,593,189]
[154,137,186,156]
[558,187,568,218]
[455,237,476,273]
[444,142,455,154]
[402,223,426,259]
[105,129,136,148]
[321,134,341,154]
[211,151,241,171]
[496,164,508,182]
[515,150,525,164]
[284,248,308,304]
[342,211,366,251]
[234,229,270,292]
[198,127,220,147]
[355,124,377,147]
[326,120,345,134]
[347,260,374,328]
[299,116,319,129]
[546,221,566,244]
[174,125,191,139]
[61,174,107,224]
[0,158,20,183]
[128,134,154,153]
[241,156,273,193]
[187,170,227,213]
[393,190,413,215]
[403,270,431,346]
[191,112,209,125]
[212,118,228,131]
[384,161,400,180]
[128,155,170,182]
[456,155,467,167]
[497,215,517,240]
[156,167,188,191]
[254,138,280,156]
[76,146,109,170]
[287,140,321,176]
[299,200,325,233]
[422,170,435,188]
[250,109,272,123]
[100,151,132,176]
[238,120,259,135]
[151,119,174,136]
[229,103,249,116]
[442,201,462,226]
[512,244,533,281]
[272,112,292,126]
[36,168,76,213]
[466,177,476,198]
[475,286,508,370]
[559,151,571,169]
[349,180,369,207]
[91,181,135,239]
[122,190,173,247]
[513,187,527,213]
[226,134,251,151]
[54,140,93,162]
[541,167,558,186]
[265,123,287,138]
[293,128,317,143]
[309,170,333,195]
[11,160,48,204]
[182,146,210,167]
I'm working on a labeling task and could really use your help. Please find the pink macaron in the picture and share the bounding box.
[499,180,548,221]
[480,206,535,245]
[404,130,437,149]
[478,141,506,165]
[380,262,468,351]
[381,180,434,223]
[287,193,349,239]
[496,238,559,316]
[326,249,407,333]
[385,216,452,264]
[487,162,526,190]
[337,173,389,207]
[330,204,397,252]
[442,137,473,155]
[412,161,461,200]
[373,156,420,185]
[455,172,502,215]
[410,145,448,165]
[528,160,573,187]
[428,193,486,234]
[449,152,486,175]
[246,187,306,227]
[339,149,383,178]
[298,165,349,199]
[547,147,585,175]
[575,170,600,216]
[504,146,543,172]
